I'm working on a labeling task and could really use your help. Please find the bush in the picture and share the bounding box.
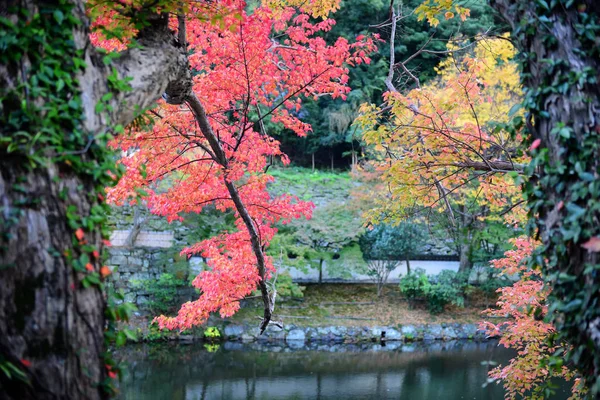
[146,273,186,313]
[203,326,221,341]
[275,272,305,299]
[426,270,468,314]
[399,268,430,305]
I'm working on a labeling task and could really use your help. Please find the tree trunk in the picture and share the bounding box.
[376,280,383,298]
[125,206,146,248]
[312,153,315,172]
[0,166,107,399]
[458,241,472,274]
[458,204,472,274]
[318,259,324,284]
[491,0,600,391]
[0,1,189,398]
[330,152,334,172]
[405,257,411,276]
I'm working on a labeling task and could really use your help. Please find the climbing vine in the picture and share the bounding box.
[0,0,131,396]
[503,0,600,395]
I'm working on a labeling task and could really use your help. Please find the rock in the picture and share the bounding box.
[460,324,478,339]
[305,327,317,341]
[287,329,306,342]
[442,327,458,340]
[224,325,244,338]
[329,326,347,337]
[109,255,128,266]
[370,326,384,338]
[385,328,402,341]
[401,325,417,340]
[241,332,255,342]
[124,293,136,303]
[316,327,330,337]
[424,324,443,340]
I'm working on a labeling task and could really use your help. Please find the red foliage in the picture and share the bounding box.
[482,238,582,399]
[96,1,376,330]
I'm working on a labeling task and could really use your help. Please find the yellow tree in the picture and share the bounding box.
[354,33,527,271]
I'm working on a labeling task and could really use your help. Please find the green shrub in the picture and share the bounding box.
[399,268,430,305]
[203,326,221,341]
[146,273,186,313]
[426,270,468,314]
[275,272,305,299]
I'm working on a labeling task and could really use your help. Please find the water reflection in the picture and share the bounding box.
[117,340,513,400]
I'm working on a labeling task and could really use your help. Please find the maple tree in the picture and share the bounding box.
[354,28,527,271]
[482,238,583,399]
[352,4,590,396]
[97,0,376,332]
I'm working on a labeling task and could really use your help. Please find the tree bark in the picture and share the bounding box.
[318,259,324,284]
[458,242,472,274]
[0,165,107,400]
[490,0,600,390]
[458,205,472,274]
[330,152,334,172]
[0,1,189,398]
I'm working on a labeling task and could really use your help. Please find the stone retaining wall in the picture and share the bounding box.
[211,322,489,344]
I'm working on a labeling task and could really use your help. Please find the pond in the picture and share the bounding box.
[115,340,565,400]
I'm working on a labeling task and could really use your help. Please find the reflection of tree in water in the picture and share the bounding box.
[115,341,514,400]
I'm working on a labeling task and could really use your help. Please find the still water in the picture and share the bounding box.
[116,340,556,400]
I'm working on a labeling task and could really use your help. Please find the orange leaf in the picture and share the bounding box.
[100,266,111,278]
[582,236,600,252]
[75,228,85,241]
[529,138,541,151]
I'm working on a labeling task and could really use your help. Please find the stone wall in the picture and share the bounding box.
[167,322,492,345]
[108,246,193,308]
[105,204,467,311]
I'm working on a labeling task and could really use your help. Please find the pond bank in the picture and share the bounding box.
[149,322,493,344]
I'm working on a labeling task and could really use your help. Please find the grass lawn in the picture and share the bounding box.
[226,283,498,327]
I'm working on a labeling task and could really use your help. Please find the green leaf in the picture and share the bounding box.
[53,10,64,24]
[562,299,582,312]
[115,331,127,346]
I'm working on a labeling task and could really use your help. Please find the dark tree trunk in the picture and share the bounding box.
[318,259,324,284]
[491,0,600,391]
[405,257,411,276]
[0,165,106,399]
[0,0,189,398]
